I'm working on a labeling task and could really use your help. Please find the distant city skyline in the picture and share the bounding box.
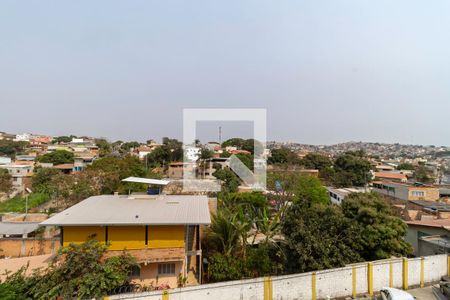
[2,127,448,148]
[1,1,450,146]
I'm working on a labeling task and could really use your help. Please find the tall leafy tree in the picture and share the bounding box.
[342,192,412,260]
[0,140,28,158]
[282,203,361,273]
[0,240,136,299]
[268,148,300,165]
[332,150,371,187]
[293,175,329,206]
[213,167,241,193]
[37,150,74,165]
[0,169,12,195]
[299,153,332,171]
[396,162,415,170]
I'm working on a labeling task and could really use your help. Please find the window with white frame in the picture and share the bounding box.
[158,263,175,275]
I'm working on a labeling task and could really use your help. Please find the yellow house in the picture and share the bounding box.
[40,194,211,288]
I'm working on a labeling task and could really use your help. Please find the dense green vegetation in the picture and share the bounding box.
[396,162,415,170]
[0,193,49,212]
[0,140,28,158]
[0,240,136,299]
[0,169,12,195]
[204,173,411,282]
[30,155,156,209]
[37,150,74,165]
[145,138,183,168]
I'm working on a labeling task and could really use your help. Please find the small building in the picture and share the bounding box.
[375,164,395,172]
[40,194,211,288]
[417,235,450,256]
[14,133,31,142]
[0,157,11,165]
[405,218,450,256]
[326,187,369,205]
[53,163,75,174]
[372,181,440,201]
[0,164,33,193]
[0,222,41,239]
[202,157,230,179]
[30,136,52,145]
[373,171,407,183]
[73,154,96,172]
[168,162,196,179]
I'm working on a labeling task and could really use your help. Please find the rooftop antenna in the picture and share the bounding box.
[219,126,222,145]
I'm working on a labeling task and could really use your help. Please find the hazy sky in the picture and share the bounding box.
[1,1,450,145]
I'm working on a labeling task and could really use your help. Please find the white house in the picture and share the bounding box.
[14,133,31,142]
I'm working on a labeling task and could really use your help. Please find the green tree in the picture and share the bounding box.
[299,153,332,171]
[332,151,371,187]
[146,139,183,168]
[0,169,12,195]
[268,148,300,165]
[221,138,245,149]
[0,140,28,158]
[396,162,415,170]
[0,239,136,299]
[88,156,147,194]
[32,168,61,195]
[120,141,140,152]
[200,148,214,160]
[235,153,254,171]
[267,171,328,206]
[213,167,240,193]
[207,209,243,257]
[342,192,412,260]
[282,203,361,273]
[414,165,434,184]
[293,175,329,206]
[207,253,246,282]
[37,150,74,165]
[94,138,112,157]
[52,136,72,144]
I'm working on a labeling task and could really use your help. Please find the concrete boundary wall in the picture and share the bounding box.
[109,254,449,300]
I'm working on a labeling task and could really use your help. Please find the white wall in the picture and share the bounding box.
[110,254,448,300]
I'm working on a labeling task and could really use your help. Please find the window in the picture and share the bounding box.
[158,263,175,275]
[411,191,425,197]
[129,265,141,277]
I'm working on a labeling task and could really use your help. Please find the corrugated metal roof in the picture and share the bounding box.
[40,195,211,226]
[121,177,170,186]
[0,222,40,235]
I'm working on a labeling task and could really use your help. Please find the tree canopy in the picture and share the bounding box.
[299,153,332,171]
[396,162,415,170]
[0,239,136,299]
[146,139,183,168]
[37,150,74,165]
[332,151,372,187]
[282,191,411,273]
[0,140,28,158]
[341,192,412,260]
[0,169,12,195]
[268,148,300,165]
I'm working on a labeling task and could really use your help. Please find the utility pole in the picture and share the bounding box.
[25,194,28,215]
[219,126,222,145]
